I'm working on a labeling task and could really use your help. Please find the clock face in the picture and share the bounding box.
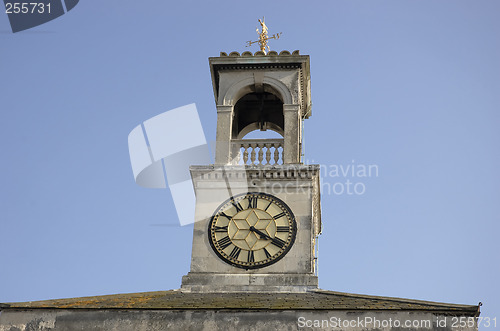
[208,192,296,269]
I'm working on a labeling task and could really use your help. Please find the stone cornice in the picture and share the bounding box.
[190,164,320,180]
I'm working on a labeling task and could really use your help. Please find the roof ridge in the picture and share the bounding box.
[310,289,478,309]
[1,290,175,306]
[2,289,479,313]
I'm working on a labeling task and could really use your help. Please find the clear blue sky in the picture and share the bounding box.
[1,0,499,327]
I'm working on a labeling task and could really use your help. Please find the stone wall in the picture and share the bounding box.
[0,309,478,331]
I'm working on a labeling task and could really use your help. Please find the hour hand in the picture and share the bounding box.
[249,226,271,240]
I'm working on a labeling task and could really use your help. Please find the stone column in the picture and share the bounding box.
[215,105,233,165]
[283,104,301,164]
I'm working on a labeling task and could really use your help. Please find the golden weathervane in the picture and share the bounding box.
[246,17,282,54]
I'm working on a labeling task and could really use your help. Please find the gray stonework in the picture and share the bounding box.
[181,164,321,293]
[181,273,318,293]
[209,53,311,165]
[209,51,312,118]
[0,309,478,331]
[192,52,320,293]
[0,290,480,331]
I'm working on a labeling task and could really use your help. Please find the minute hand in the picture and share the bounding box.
[249,226,272,240]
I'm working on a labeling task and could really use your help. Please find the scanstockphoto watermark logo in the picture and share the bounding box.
[3,0,79,33]
[128,104,380,226]
[298,316,433,329]
[298,315,496,329]
[307,159,379,196]
[128,104,214,226]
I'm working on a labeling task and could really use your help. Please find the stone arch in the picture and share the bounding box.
[231,91,284,139]
[236,122,284,139]
[221,76,293,106]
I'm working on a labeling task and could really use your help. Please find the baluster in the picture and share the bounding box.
[265,143,271,165]
[250,144,256,164]
[274,144,280,165]
[243,144,249,165]
[230,142,237,165]
[258,144,264,165]
[235,147,241,165]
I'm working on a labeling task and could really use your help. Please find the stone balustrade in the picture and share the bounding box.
[231,139,284,165]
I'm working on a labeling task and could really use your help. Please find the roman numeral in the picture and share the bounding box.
[264,201,272,211]
[273,212,286,219]
[219,212,232,220]
[271,237,286,248]
[229,246,241,259]
[231,200,243,212]
[217,236,232,250]
[248,196,257,209]
[214,226,228,232]
[276,226,289,232]
[263,248,271,259]
[248,250,254,263]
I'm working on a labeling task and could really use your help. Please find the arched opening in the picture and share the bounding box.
[232,92,284,139]
[231,91,285,165]
[242,130,283,139]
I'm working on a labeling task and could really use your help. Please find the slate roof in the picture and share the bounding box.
[0,289,479,315]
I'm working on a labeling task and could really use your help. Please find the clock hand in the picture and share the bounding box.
[249,226,272,240]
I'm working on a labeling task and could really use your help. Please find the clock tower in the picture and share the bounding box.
[181,50,322,292]
[0,30,480,331]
